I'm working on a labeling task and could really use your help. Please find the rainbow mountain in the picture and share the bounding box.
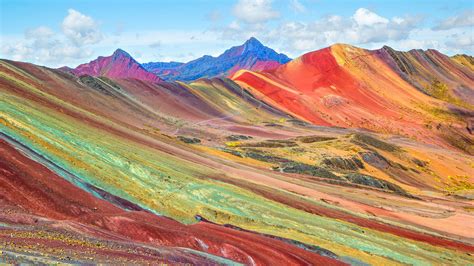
[1,38,473,264]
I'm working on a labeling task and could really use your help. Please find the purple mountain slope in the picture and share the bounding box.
[72,49,161,82]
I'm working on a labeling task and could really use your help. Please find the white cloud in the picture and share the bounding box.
[221,5,421,51]
[257,8,421,54]
[2,4,472,68]
[353,8,388,26]
[1,9,102,67]
[2,42,32,62]
[2,37,93,66]
[433,9,474,30]
[96,29,230,63]
[446,32,473,52]
[378,27,473,55]
[62,9,102,45]
[292,39,317,50]
[233,0,279,24]
[213,19,263,41]
[211,0,281,41]
[229,21,241,30]
[290,0,306,13]
[25,26,54,40]
[211,6,474,56]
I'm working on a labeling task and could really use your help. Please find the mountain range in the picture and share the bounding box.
[60,37,474,160]
[70,37,291,82]
[2,37,474,264]
[142,37,291,81]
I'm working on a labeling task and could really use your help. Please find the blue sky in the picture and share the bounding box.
[1,0,473,67]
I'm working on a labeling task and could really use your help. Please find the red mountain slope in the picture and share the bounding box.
[232,44,473,145]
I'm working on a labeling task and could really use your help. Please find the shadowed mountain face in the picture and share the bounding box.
[72,49,161,82]
[141,61,184,78]
[376,46,474,105]
[143,37,291,81]
[1,40,474,265]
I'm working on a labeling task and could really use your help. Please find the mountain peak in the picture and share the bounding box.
[72,48,160,82]
[242,37,264,51]
[327,43,358,50]
[112,48,132,59]
[244,37,262,45]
